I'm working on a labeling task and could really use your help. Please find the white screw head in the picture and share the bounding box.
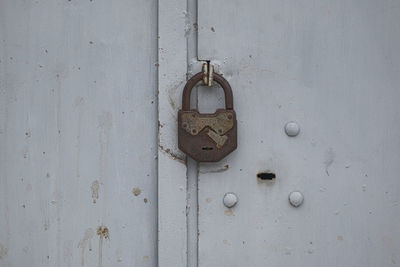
[223,192,238,208]
[289,191,304,207]
[285,122,300,137]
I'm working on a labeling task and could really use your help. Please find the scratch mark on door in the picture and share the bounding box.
[324,148,335,176]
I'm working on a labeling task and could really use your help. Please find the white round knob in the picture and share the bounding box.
[285,122,300,137]
[289,191,304,207]
[223,192,238,208]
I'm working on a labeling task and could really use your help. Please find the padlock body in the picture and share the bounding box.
[178,109,237,162]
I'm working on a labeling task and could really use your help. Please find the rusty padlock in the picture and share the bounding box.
[178,72,237,162]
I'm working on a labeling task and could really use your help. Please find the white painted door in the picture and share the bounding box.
[0,1,157,266]
[196,1,400,267]
[2,1,400,267]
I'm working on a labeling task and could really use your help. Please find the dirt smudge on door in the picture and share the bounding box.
[91,180,100,203]
[324,148,335,176]
[0,244,8,259]
[74,96,85,178]
[78,228,94,267]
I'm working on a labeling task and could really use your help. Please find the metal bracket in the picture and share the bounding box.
[202,62,214,86]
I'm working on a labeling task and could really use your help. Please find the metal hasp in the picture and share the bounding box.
[178,72,237,162]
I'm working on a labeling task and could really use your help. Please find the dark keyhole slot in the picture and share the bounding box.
[257,172,276,180]
[202,146,214,151]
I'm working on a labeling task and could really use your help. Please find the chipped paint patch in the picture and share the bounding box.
[337,235,343,241]
[132,187,141,196]
[91,180,99,203]
[143,255,150,262]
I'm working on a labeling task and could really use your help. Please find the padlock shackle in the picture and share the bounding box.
[182,72,234,111]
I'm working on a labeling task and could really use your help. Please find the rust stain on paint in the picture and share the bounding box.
[158,144,185,163]
[224,209,235,216]
[132,187,141,196]
[97,226,109,239]
[97,226,110,267]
